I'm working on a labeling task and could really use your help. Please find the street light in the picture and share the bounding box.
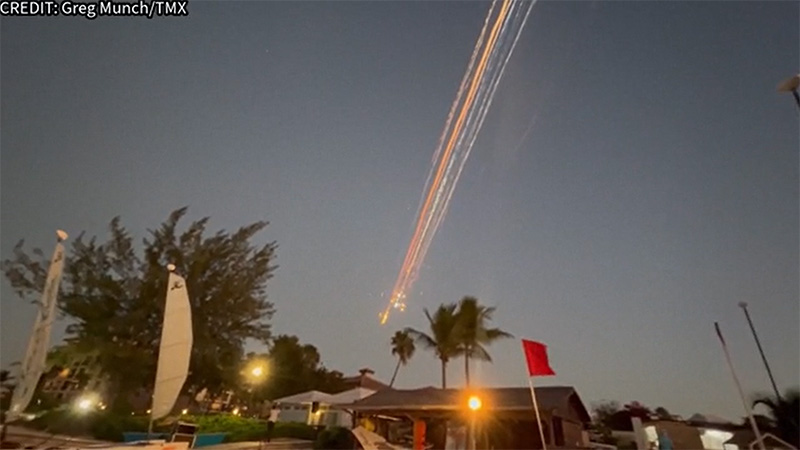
[467,395,482,450]
[777,74,800,110]
[738,302,782,401]
[468,396,482,411]
[74,393,100,413]
[77,399,92,411]
[245,362,267,417]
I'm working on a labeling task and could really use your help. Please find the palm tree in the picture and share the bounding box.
[752,388,799,448]
[406,303,462,389]
[389,331,416,387]
[455,297,513,387]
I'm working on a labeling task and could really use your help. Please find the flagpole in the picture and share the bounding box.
[526,376,548,450]
[522,339,549,450]
[714,322,766,450]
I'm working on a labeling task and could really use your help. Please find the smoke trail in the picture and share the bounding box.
[381,0,536,324]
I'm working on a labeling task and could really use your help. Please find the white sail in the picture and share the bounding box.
[9,231,68,419]
[150,269,193,420]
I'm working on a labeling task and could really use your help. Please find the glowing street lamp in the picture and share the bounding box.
[74,394,100,413]
[244,362,267,417]
[468,396,482,411]
[466,395,482,450]
[77,399,92,411]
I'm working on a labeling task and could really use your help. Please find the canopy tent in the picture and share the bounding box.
[273,390,334,405]
[329,387,377,405]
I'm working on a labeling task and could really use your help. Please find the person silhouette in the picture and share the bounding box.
[266,402,280,443]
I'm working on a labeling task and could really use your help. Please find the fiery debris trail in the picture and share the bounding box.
[380,0,536,324]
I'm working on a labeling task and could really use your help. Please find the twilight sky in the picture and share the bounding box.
[1,1,798,420]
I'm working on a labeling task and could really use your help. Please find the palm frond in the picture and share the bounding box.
[483,327,514,340]
[405,327,437,350]
[468,344,492,362]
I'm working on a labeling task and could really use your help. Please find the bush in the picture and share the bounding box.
[313,427,354,450]
[192,414,264,442]
[89,413,150,442]
[24,409,318,443]
[187,414,317,442]
[26,409,93,437]
[273,422,319,441]
[26,409,160,442]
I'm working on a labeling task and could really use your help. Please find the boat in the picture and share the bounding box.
[7,230,69,421]
[147,264,193,436]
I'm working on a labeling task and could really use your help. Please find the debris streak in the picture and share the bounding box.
[381,0,536,324]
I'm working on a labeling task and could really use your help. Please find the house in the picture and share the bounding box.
[40,348,106,402]
[340,368,390,392]
[341,385,592,449]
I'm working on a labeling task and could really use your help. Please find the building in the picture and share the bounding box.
[40,348,106,402]
[272,387,379,428]
[341,385,592,450]
[272,390,335,425]
[340,368,390,392]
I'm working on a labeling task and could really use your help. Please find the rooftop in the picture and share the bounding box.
[342,385,591,422]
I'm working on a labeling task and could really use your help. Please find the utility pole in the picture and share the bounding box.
[738,302,782,402]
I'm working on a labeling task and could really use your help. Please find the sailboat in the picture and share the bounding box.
[6,230,69,422]
[74,264,193,450]
[147,264,193,436]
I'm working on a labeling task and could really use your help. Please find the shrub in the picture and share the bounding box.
[273,422,319,441]
[89,413,149,442]
[186,414,316,442]
[313,426,354,450]
[26,409,159,442]
[26,409,93,437]
[24,409,318,443]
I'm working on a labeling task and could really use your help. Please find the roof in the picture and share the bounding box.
[273,390,334,404]
[329,387,377,404]
[341,372,391,391]
[342,386,591,422]
[687,413,734,425]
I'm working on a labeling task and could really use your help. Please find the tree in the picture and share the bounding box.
[389,330,415,388]
[593,400,621,425]
[595,401,652,431]
[261,335,348,400]
[624,401,653,419]
[406,303,462,389]
[654,406,672,420]
[590,400,621,444]
[752,388,799,448]
[2,208,278,404]
[454,297,512,387]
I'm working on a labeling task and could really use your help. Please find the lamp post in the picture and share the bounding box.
[738,302,781,402]
[247,364,265,417]
[468,395,482,450]
[777,74,800,110]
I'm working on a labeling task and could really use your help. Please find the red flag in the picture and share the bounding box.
[521,339,555,376]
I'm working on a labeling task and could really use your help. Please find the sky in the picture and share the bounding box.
[1,1,798,421]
